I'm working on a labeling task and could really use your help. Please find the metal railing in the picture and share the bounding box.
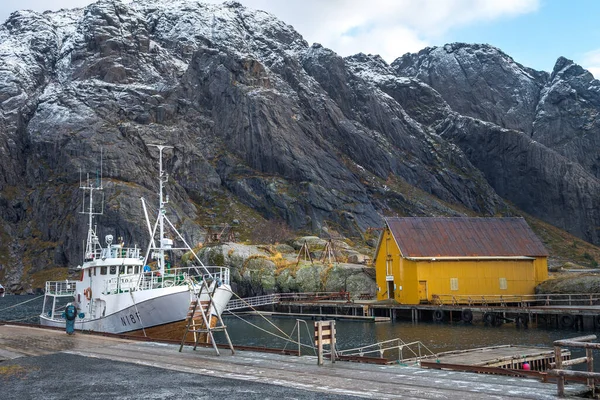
[103,265,230,295]
[336,338,436,364]
[276,291,352,302]
[44,281,77,296]
[432,293,600,307]
[225,291,369,311]
[226,294,281,311]
[100,246,142,260]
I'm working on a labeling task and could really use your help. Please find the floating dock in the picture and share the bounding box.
[0,323,589,399]
[420,345,571,371]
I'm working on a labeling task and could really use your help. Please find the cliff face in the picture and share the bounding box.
[393,43,600,243]
[0,0,598,289]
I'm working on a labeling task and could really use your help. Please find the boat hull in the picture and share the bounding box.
[40,287,192,334]
[39,284,233,337]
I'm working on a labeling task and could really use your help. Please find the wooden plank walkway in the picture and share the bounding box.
[250,310,391,322]
[428,345,569,369]
[0,324,588,399]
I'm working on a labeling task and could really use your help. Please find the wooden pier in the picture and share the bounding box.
[259,292,600,331]
[420,345,571,371]
[252,310,390,322]
[0,323,589,399]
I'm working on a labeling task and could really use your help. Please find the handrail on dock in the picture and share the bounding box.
[551,335,599,397]
[226,291,360,311]
[336,337,436,363]
[432,293,600,307]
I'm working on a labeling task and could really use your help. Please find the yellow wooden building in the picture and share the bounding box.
[374,217,549,304]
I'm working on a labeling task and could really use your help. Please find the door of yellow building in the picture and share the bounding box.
[418,281,428,303]
[387,280,394,299]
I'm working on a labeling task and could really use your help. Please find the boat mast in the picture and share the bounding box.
[80,159,103,262]
[153,144,172,275]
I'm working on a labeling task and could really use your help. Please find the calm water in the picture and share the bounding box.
[0,295,589,362]
[214,313,584,358]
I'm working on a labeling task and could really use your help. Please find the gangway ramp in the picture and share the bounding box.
[226,294,281,311]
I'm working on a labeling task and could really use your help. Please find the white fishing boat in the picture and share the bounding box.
[40,146,232,335]
[0,284,5,297]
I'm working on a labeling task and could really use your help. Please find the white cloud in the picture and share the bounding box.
[221,0,540,62]
[582,49,600,79]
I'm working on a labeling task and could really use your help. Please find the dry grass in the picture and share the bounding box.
[29,267,69,289]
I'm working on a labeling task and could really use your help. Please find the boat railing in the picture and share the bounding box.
[100,246,142,260]
[45,280,77,296]
[200,266,230,286]
[101,265,231,293]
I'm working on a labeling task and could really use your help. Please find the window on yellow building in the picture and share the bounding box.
[450,278,458,291]
[499,277,508,290]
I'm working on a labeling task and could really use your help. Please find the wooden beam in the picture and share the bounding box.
[555,335,597,343]
[549,356,588,368]
[554,340,600,350]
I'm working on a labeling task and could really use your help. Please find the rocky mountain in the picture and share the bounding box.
[393,44,600,243]
[0,0,598,290]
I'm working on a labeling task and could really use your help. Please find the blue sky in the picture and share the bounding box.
[445,0,600,74]
[1,0,599,77]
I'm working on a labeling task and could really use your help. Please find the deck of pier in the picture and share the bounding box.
[421,345,570,371]
[0,323,588,399]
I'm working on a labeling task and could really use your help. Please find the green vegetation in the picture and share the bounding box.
[524,215,600,269]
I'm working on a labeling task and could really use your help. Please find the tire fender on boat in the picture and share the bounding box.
[84,287,92,301]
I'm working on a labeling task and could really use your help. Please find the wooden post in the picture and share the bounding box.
[315,320,336,366]
[557,376,565,397]
[554,345,563,370]
[587,348,594,389]
[297,319,301,357]
[331,320,336,364]
[317,322,323,365]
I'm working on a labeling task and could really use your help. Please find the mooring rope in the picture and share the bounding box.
[222,287,320,351]
[224,287,293,340]
[227,309,316,351]
[0,295,44,312]
[6,315,39,322]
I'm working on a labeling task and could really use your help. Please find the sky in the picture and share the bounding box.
[1,0,599,77]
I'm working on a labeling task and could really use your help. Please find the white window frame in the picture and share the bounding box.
[450,278,459,291]
[499,277,508,290]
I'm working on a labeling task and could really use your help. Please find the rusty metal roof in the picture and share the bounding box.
[386,217,548,258]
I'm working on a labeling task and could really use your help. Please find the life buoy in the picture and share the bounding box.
[483,312,496,325]
[84,287,92,301]
[433,309,444,322]
[560,314,575,328]
[461,309,473,323]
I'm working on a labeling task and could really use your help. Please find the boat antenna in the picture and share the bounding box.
[143,145,213,278]
[150,144,172,275]
[80,152,104,262]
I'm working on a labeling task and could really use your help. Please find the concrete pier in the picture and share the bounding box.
[0,324,588,399]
